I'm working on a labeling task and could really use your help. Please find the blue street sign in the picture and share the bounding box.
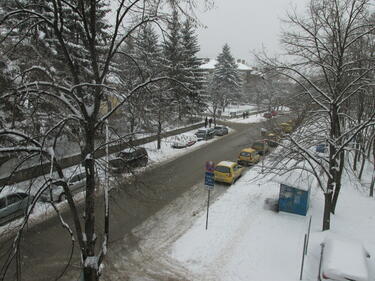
[205,171,215,187]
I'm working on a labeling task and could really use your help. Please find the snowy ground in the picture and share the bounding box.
[105,152,375,281]
[0,126,232,239]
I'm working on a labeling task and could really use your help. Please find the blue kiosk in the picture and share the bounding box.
[274,171,315,216]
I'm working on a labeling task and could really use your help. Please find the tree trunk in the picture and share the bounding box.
[331,150,345,214]
[83,121,99,281]
[358,148,366,180]
[323,192,332,231]
[157,120,162,150]
[213,106,217,126]
[371,137,375,197]
[353,142,359,171]
[370,171,374,197]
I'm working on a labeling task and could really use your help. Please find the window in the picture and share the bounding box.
[240,152,250,157]
[215,166,230,174]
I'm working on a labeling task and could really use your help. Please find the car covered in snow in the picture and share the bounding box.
[320,237,370,281]
[171,134,197,148]
[40,172,86,202]
[0,192,34,225]
[108,147,148,174]
[194,128,215,141]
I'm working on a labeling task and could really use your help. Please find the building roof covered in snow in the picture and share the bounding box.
[200,58,253,72]
[272,169,319,191]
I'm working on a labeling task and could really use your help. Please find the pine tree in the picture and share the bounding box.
[180,19,205,115]
[135,24,170,149]
[212,43,241,112]
[161,10,185,118]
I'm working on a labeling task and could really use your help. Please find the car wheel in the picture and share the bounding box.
[59,193,66,202]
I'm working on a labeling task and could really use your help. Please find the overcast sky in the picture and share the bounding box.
[195,0,309,64]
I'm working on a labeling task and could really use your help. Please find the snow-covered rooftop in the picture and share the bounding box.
[272,169,319,191]
[200,59,252,71]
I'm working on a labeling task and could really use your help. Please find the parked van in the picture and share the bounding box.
[214,161,244,184]
[238,148,260,166]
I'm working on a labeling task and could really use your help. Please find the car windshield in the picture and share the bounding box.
[215,166,231,174]
[240,152,251,157]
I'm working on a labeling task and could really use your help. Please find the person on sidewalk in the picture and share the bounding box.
[204,116,208,128]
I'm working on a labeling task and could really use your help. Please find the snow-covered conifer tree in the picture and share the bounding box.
[212,43,241,113]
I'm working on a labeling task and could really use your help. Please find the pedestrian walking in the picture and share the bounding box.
[204,116,208,128]
[243,112,246,119]
[208,118,213,128]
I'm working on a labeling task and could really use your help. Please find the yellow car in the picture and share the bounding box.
[238,148,260,166]
[214,161,244,184]
[265,132,280,147]
[279,122,293,133]
[251,140,270,156]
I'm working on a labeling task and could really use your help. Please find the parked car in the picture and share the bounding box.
[194,128,215,141]
[171,134,197,148]
[214,161,244,184]
[265,132,280,147]
[263,112,272,119]
[237,148,260,166]
[213,126,229,136]
[279,122,293,133]
[41,172,86,202]
[320,237,370,281]
[251,140,270,155]
[271,110,278,116]
[0,192,33,225]
[109,147,148,174]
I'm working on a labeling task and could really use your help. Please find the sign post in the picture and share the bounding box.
[204,161,215,230]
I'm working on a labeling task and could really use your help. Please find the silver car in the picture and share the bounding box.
[41,172,86,202]
[0,192,33,226]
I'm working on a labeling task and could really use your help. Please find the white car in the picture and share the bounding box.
[171,134,198,148]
